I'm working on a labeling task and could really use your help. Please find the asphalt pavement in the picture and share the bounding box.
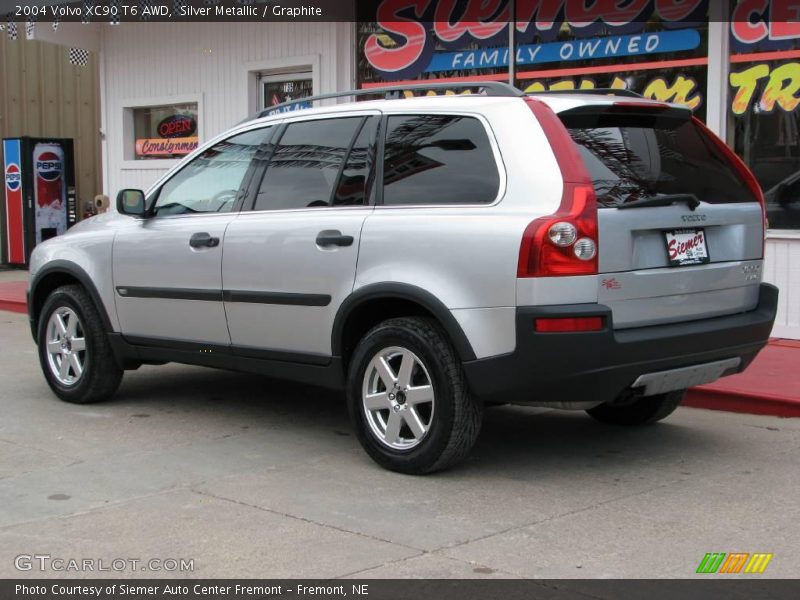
[1,308,799,579]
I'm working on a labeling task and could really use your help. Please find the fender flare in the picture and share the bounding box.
[29,260,114,334]
[332,283,477,362]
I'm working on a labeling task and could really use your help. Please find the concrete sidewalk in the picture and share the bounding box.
[2,270,797,418]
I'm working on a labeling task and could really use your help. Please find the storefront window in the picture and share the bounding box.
[729,1,800,230]
[356,15,509,87]
[260,75,314,115]
[518,65,708,121]
[133,102,198,160]
[512,6,708,120]
[356,0,708,118]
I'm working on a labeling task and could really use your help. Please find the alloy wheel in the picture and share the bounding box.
[362,346,435,450]
[45,307,87,386]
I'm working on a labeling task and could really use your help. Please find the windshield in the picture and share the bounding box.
[560,111,759,208]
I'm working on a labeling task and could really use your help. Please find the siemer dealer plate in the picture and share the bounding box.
[665,229,710,267]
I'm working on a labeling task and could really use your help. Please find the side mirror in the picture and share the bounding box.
[116,189,147,217]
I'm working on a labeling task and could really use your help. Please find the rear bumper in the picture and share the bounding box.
[462,283,778,405]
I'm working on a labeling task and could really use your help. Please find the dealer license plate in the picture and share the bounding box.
[665,229,710,267]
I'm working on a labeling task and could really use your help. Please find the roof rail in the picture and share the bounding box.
[530,88,644,98]
[249,81,525,121]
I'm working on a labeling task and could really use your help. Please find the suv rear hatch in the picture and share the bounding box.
[557,102,764,329]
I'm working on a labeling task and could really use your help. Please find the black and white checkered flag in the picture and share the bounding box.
[69,47,90,67]
[7,18,17,40]
[52,14,60,31]
[25,18,35,39]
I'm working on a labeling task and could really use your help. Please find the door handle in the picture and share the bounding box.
[316,230,354,247]
[189,232,220,248]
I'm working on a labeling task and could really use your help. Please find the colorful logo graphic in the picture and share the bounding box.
[696,552,773,574]
[5,163,21,192]
[36,152,62,182]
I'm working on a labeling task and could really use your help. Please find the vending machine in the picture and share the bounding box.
[2,137,78,266]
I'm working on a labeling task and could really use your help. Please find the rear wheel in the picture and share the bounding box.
[586,390,685,426]
[37,284,123,404]
[347,317,482,474]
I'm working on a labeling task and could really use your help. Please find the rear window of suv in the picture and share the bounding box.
[560,109,760,208]
[382,115,499,205]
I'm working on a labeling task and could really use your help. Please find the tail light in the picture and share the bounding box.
[520,98,598,278]
[692,116,766,257]
[518,183,598,277]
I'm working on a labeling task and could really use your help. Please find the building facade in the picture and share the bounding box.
[27,0,800,338]
[0,34,102,264]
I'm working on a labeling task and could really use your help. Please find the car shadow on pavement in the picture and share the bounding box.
[104,364,732,480]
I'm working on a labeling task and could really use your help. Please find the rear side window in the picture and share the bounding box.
[382,115,499,205]
[254,117,365,211]
[561,111,759,208]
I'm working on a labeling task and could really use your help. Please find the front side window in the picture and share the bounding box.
[153,128,271,216]
[254,117,366,211]
[382,115,500,206]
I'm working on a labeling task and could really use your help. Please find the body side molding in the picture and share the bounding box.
[116,286,331,307]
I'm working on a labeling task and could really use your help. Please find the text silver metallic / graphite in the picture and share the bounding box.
[179,5,323,18]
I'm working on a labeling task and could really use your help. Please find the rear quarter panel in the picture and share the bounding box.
[355,100,563,358]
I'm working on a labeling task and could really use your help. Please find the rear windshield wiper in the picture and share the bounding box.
[617,193,701,211]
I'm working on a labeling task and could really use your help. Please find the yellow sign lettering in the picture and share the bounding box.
[643,75,702,110]
[760,62,800,113]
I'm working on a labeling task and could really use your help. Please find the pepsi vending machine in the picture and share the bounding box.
[2,137,78,266]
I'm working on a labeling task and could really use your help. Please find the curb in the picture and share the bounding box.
[683,388,800,418]
[0,299,26,315]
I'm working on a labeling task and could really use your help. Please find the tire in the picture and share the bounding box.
[346,317,483,474]
[586,390,685,426]
[37,284,123,404]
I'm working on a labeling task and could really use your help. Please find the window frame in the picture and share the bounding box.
[145,123,278,219]
[120,94,204,171]
[375,110,506,209]
[243,110,383,214]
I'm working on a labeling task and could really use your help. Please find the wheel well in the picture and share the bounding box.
[339,298,456,368]
[30,272,82,328]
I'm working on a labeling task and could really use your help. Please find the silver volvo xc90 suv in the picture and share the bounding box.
[28,83,777,473]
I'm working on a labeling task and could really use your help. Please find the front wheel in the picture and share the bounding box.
[586,390,686,426]
[346,317,482,474]
[37,284,123,404]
